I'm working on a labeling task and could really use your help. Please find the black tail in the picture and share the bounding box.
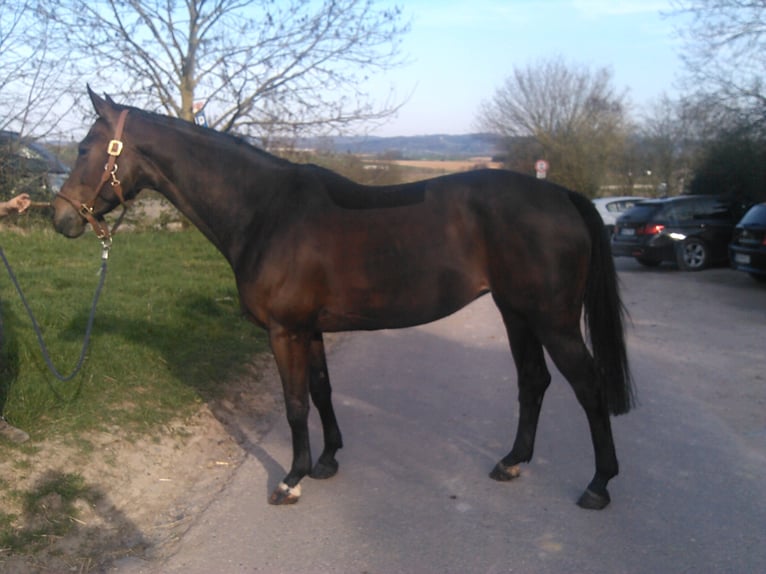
[568,191,635,415]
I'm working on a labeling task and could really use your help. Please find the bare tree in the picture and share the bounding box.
[669,0,766,129]
[43,0,408,138]
[634,95,704,196]
[477,57,628,196]
[0,0,78,137]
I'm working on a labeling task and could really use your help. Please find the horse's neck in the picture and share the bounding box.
[144,127,281,264]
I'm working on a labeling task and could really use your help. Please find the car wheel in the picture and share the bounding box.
[676,238,709,271]
[635,256,661,267]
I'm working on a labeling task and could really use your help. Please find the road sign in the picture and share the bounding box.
[535,159,549,179]
[193,102,208,127]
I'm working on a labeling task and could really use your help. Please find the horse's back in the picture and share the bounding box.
[425,169,592,261]
[303,163,427,209]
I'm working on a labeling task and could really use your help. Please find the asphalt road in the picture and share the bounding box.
[119,259,766,574]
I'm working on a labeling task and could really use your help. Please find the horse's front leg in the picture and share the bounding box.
[268,326,313,505]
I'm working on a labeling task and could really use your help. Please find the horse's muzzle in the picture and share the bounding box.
[51,199,87,238]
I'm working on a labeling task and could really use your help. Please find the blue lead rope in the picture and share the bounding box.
[0,242,109,384]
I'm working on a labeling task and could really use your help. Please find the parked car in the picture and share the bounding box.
[592,196,645,233]
[729,202,766,282]
[0,130,69,201]
[611,195,747,271]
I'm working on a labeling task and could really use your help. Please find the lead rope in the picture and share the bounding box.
[0,240,111,398]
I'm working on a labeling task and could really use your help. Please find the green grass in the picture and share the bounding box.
[0,226,269,439]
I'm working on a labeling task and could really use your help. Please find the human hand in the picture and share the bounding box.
[8,193,31,214]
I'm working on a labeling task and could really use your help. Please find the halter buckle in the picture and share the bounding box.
[94,226,110,241]
[107,139,123,156]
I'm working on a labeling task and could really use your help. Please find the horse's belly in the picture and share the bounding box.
[317,269,488,332]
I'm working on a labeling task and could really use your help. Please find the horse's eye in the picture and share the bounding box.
[78,147,88,157]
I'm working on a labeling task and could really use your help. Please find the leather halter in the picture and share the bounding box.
[57,109,130,241]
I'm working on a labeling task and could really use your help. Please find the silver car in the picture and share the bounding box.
[592,196,645,233]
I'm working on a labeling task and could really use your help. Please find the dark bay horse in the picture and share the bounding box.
[53,88,634,510]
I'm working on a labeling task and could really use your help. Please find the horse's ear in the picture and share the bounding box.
[87,85,115,120]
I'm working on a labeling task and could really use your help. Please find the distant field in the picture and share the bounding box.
[390,158,503,171]
[361,157,504,183]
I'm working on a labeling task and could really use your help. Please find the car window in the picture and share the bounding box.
[667,200,695,222]
[740,204,766,226]
[606,202,622,213]
[607,200,641,213]
[621,203,661,220]
[692,198,732,221]
[663,198,733,223]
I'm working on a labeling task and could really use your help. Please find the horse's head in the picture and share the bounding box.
[53,87,141,239]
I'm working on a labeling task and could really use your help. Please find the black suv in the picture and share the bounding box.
[0,131,69,201]
[729,202,766,282]
[611,195,746,271]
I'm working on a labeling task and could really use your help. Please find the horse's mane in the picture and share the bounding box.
[124,104,291,167]
[123,104,425,209]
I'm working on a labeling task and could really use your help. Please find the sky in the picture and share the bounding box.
[365,0,684,136]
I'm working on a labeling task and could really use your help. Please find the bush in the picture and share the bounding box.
[689,128,766,205]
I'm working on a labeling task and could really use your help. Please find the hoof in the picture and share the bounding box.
[310,458,339,480]
[577,488,611,510]
[489,462,521,482]
[268,482,302,505]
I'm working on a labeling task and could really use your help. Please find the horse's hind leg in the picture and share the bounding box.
[308,332,343,479]
[490,311,552,481]
[543,329,619,510]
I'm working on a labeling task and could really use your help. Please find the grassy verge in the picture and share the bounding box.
[0,224,271,557]
[0,224,269,438]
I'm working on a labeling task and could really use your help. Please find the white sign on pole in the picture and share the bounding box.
[535,159,549,179]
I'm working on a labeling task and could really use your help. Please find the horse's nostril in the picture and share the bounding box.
[52,209,87,238]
